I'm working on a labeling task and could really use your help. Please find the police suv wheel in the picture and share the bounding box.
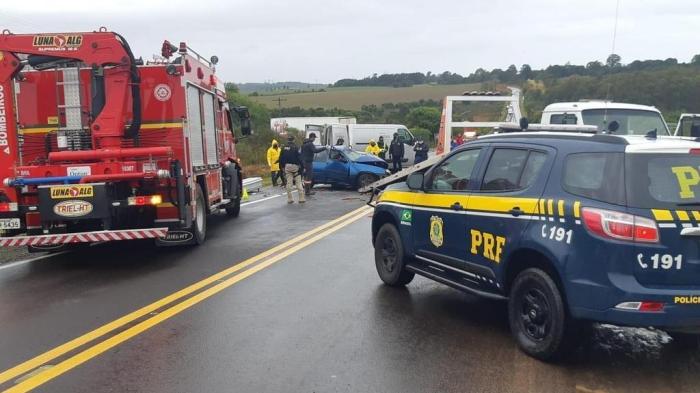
[192,184,207,245]
[374,223,414,286]
[508,268,572,361]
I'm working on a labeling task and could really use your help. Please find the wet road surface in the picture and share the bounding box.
[1,189,700,393]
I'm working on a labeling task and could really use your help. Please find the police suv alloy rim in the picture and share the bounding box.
[380,235,398,273]
[520,288,551,341]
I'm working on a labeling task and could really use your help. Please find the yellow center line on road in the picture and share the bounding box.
[6,206,371,393]
[0,205,371,388]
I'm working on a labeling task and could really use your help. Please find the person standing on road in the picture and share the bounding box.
[266,140,282,187]
[388,133,404,173]
[300,133,328,196]
[279,135,305,204]
[365,139,381,156]
[377,136,386,160]
[413,138,429,164]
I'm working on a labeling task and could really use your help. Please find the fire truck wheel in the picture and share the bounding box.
[192,184,207,245]
[225,167,241,218]
[226,199,241,218]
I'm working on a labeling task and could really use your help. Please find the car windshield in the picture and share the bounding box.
[344,150,367,161]
[582,109,669,135]
[626,153,700,208]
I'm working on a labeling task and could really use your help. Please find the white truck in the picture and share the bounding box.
[540,101,670,135]
[319,123,418,163]
[270,117,356,133]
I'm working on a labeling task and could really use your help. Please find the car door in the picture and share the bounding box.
[465,144,553,279]
[312,149,330,184]
[325,149,351,183]
[412,147,486,264]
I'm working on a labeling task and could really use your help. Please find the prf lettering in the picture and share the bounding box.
[470,229,506,264]
[672,166,700,199]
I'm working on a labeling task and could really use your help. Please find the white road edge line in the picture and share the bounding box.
[241,191,298,207]
[0,250,69,271]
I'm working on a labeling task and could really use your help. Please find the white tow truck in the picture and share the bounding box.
[673,114,700,137]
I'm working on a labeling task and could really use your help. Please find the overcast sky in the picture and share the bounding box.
[1,0,698,83]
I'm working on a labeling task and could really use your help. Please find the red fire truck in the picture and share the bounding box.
[0,28,251,249]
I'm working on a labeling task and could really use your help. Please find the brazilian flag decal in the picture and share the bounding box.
[401,209,412,225]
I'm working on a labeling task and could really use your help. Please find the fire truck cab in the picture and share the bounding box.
[0,29,251,249]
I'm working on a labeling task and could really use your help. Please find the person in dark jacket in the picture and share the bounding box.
[279,135,305,204]
[413,138,429,164]
[300,133,328,196]
[377,136,386,160]
[388,133,404,173]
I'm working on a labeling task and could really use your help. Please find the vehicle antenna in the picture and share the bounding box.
[603,0,621,132]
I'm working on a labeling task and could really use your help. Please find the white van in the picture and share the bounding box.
[271,116,356,133]
[320,124,416,163]
[540,101,670,135]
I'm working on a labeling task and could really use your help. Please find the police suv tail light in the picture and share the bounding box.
[581,207,659,243]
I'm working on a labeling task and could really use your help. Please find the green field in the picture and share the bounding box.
[250,83,482,110]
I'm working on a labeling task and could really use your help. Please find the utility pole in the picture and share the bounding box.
[274,97,287,108]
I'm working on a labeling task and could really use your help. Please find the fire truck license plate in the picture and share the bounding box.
[0,218,21,230]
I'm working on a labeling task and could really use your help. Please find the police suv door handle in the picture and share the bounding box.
[508,207,523,217]
[450,202,464,211]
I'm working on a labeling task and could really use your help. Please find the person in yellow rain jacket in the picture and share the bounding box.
[267,140,284,187]
[365,139,381,156]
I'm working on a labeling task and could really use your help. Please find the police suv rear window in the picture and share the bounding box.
[563,152,625,205]
[626,153,700,208]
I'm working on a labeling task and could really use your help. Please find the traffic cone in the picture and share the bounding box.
[242,187,250,202]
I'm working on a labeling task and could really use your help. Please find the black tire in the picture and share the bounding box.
[224,166,241,218]
[192,184,207,245]
[508,268,577,361]
[226,198,241,218]
[357,173,377,190]
[374,223,414,286]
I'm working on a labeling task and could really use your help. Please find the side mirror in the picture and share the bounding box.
[407,172,424,190]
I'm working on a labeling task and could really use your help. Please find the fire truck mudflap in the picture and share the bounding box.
[0,227,168,247]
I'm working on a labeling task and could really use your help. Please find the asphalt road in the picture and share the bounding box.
[1,188,700,393]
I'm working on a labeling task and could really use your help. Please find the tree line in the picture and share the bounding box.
[333,54,700,88]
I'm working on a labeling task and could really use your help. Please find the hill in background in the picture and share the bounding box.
[249,83,486,111]
[237,81,327,94]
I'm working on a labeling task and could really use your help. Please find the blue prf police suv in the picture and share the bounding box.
[371,128,700,360]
